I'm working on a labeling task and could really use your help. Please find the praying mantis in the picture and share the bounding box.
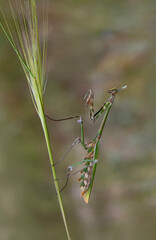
[46,85,127,203]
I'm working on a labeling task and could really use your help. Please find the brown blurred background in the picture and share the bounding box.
[0,0,156,239]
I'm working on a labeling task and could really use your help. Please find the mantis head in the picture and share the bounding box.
[108,85,127,94]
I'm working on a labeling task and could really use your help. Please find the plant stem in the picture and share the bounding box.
[83,103,112,203]
[98,102,112,138]
[39,103,71,240]
[1,1,72,238]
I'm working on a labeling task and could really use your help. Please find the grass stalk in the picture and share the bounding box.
[0,1,71,239]
[39,104,71,240]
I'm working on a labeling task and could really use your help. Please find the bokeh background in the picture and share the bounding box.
[0,0,156,239]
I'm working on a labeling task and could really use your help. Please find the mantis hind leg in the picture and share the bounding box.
[58,159,97,193]
[52,117,86,166]
[52,137,83,166]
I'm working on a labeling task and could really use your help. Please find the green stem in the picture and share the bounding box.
[98,102,112,138]
[39,105,71,240]
[83,102,113,203]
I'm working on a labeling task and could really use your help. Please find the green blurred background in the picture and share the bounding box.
[0,0,156,239]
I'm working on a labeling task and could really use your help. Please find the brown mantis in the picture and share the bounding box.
[46,85,127,203]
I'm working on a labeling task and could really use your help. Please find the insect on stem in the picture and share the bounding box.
[46,86,127,203]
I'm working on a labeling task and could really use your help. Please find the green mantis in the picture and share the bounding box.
[46,85,127,204]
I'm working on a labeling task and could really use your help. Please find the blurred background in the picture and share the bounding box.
[0,0,156,239]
